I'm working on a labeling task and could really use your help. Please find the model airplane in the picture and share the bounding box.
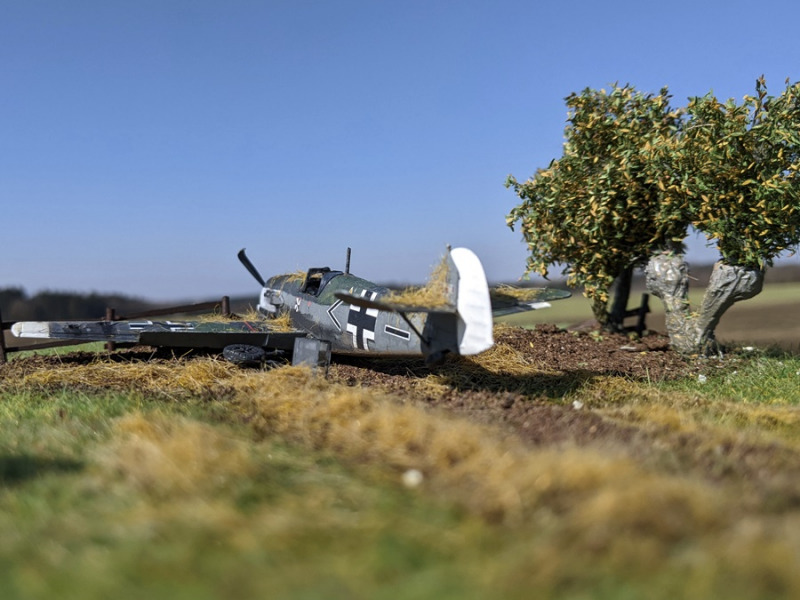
[11,247,570,367]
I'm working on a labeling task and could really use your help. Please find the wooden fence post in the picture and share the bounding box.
[0,309,7,364]
[105,307,116,352]
[635,293,650,336]
[221,296,231,318]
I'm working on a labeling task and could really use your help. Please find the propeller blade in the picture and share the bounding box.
[237,248,266,286]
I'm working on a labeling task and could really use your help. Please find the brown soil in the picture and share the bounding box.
[330,325,696,444]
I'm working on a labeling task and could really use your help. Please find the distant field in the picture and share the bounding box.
[497,281,800,351]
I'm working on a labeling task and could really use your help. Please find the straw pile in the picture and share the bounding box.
[384,255,451,308]
[11,355,239,398]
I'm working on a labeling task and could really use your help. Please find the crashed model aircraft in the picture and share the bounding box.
[11,247,570,366]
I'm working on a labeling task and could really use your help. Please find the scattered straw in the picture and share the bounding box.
[194,309,295,333]
[491,284,560,303]
[15,355,239,397]
[265,312,294,332]
[283,271,306,283]
[384,255,451,308]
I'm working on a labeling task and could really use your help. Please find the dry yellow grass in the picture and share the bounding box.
[581,376,800,445]
[384,254,452,308]
[230,366,728,531]
[282,270,306,283]
[15,355,239,397]
[194,310,295,332]
[491,284,557,302]
[94,412,255,499]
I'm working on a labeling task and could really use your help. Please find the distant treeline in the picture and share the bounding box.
[3,263,798,323]
[0,288,156,321]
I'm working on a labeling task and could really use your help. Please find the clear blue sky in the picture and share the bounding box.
[2,0,799,301]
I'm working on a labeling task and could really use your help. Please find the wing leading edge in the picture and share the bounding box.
[11,320,305,351]
[489,287,572,317]
[338,287,572,319]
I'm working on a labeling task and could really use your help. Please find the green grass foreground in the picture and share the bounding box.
[1,345,800,598]
[0,389,479,600]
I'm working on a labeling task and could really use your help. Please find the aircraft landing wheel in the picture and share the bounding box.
[223,344,266,366]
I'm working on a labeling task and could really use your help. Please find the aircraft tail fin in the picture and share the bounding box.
[334,246,494,361]
[446,247,494,355]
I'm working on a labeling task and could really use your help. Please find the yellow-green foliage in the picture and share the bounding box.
[506,84,686,307]
[682,78,800,268]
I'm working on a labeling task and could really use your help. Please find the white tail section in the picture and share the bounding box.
[450,247,494,355]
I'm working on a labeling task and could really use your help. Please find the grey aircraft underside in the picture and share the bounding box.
[11,247,570,367]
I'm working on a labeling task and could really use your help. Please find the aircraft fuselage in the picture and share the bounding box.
[259,270,452,357]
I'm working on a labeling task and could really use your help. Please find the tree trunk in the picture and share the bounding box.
[644,252,764,355]
[694,262,764,350]
[607,265,634,332]
[590,295,610,329]
[589,267,634,332]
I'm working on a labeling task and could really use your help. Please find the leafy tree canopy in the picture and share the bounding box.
[506,84,686,306]
[507,78,800,308]
[679,77,800,268]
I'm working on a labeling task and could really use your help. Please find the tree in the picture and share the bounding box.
[508,78,800,354]
[645,77,800,354]
[505,84,686,330]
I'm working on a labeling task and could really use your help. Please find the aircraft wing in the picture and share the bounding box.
[489,287,572,317]
[336,288,572,318]
[333,292,455,314]
[11,319,305,351]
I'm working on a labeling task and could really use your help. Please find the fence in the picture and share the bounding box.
[0,296,231,364]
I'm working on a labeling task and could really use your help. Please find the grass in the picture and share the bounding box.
[3,335,800,597]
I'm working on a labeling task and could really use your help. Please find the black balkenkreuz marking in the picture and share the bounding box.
[346,291,378,350]
[384,324,411,341]
[327,299,343,331]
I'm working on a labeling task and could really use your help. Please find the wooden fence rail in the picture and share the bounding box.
[0,296,231,363]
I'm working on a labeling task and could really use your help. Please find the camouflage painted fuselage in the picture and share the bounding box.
[259,270,456,357]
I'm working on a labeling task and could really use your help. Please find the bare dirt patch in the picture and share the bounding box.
[330,324,696,439]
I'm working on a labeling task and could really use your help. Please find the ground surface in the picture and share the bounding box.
[5,324,800,598]
[331,325,698,447]
[5,324,695,451]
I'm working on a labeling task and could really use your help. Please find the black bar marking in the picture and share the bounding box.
[384,324,411,341]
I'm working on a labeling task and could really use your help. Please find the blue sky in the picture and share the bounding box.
[2,0,799,300]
